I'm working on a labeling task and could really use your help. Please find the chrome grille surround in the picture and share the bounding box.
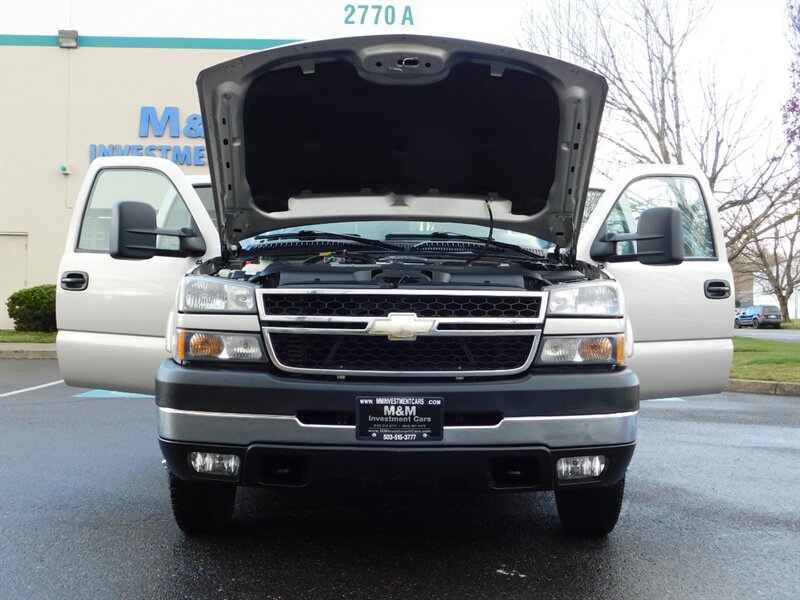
[257,289,547,377]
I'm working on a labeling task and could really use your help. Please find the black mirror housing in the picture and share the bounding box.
[637,206,684,265]
[590,206,684,266]
[110,200,207,260]
[110,201,157,259]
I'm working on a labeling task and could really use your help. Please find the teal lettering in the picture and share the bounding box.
[402,5,413,25]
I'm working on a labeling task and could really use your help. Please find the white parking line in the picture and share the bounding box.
[0,380,65,398]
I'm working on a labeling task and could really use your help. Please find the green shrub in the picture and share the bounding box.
[6,284,57,332]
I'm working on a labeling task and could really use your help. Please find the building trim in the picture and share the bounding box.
[0,34,298,50]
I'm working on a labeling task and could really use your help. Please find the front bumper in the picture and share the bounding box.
[161,439,635,492]
[156,360,639,491]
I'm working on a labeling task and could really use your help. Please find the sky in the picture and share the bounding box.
[1,0,793,160]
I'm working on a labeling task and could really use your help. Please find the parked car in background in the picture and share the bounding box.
[734,305,783,329]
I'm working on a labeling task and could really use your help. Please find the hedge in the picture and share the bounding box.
[6,284,57,332]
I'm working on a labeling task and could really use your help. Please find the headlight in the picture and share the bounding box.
[547,282,622,317]
[176,329,264,362]
[538,335,624,365]
[179,276,256,313]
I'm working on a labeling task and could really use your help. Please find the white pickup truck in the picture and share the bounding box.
[57,35,734,536]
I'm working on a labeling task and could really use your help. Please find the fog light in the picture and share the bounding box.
[556,455,607,480]
[189,452,240,476]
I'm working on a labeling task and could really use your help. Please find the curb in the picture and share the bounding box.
[0,345,58,360]
[727,379,800,397]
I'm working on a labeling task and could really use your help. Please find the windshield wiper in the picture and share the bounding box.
[254,230,405,252]
[385,232,545,259]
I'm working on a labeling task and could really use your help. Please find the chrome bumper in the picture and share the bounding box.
[158,407,637,448]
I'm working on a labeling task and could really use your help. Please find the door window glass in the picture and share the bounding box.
[77,169,193,252]
[603,176,714,258]
[581,188,605,226]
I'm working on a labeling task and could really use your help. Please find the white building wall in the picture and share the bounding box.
[0,0,526,328]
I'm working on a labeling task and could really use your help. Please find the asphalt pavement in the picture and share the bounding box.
[733,327,800,343]
[1,359,798,599]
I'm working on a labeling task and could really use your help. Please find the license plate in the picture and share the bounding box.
[356,396,443,441]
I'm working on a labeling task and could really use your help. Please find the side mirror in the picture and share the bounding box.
[590,206,684,266]
[110,200,206,260]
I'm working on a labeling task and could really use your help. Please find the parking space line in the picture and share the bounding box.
[0,380,65,398]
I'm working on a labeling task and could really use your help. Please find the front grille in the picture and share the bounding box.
[263,293,542,318]
[259,289,545,376]
[269,333,534,373]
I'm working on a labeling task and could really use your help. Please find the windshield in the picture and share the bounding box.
[242,221,551,251]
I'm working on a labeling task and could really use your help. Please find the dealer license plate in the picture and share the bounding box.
[356,396,444,441]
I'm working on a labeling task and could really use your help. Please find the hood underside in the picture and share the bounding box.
[197,35,607,247]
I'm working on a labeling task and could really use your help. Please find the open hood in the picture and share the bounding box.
[197,35,607,248]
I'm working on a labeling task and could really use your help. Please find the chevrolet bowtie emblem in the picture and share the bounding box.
[368,312,436,341]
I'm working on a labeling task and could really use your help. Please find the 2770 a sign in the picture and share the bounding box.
[344,4,414,26]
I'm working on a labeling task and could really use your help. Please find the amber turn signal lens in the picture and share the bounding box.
[188,332,224,358]
[578,337,614,361]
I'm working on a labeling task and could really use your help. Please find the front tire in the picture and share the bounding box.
[752,318,760,329]
[734,319,740,329]
[169,472,236,534]
[555,477,625,536]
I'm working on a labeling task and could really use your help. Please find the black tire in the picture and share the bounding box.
[169,472,236,534]
[734,319,740,329]
[752,318,759,329]
[555,477,625,537]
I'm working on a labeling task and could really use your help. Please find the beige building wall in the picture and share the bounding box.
[0,44,243,328]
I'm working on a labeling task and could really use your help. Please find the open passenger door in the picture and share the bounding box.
[577,164,734,399]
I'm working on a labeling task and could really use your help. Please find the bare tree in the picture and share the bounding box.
[785,0,800,157]
[519,0,798,315]
[718,148,800,262]
[741,196,800,320]
[519,0,766,191]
